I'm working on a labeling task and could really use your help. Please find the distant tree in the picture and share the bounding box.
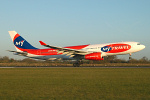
[21,58,37,63]
[89,60,94,64]
[139,56,149,63]
[129,58,139,63]
[104,55,117,63]
[1,56,10,63]
[113,59,127,63]
[9,58,15,63]
[142,56,148,61]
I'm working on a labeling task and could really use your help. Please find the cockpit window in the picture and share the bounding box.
[137,43,141,45]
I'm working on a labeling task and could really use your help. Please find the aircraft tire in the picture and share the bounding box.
[73,63,80,67]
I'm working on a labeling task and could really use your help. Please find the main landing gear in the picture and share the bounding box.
[73,60,83,67]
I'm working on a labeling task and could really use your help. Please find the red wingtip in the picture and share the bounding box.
[39,41,47,45]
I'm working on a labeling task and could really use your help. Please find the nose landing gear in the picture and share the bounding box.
[129,53,132,60]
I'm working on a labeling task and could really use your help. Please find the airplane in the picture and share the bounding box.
[8,31,145,67]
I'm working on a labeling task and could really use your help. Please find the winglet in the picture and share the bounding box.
[39,41,47,45]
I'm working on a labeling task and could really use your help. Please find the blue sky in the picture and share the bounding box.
[0,0,150,60]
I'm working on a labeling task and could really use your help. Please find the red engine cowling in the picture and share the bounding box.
[85,52,104,60]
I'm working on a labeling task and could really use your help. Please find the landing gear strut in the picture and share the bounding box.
[129,53,132,60]
[73,60,83,67]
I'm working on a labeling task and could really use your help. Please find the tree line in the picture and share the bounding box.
[0,56,150,64]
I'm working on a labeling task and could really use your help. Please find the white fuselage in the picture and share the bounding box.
[27,42,145,60]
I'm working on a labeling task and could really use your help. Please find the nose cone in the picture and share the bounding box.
[140,45,145,50]
[132,43,146,53]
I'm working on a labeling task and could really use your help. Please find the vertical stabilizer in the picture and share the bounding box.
[8,31,38,52]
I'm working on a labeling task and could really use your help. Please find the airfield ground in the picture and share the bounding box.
[0,68,150,100]
[0,62,150,67]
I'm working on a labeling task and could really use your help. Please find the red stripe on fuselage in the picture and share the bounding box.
[16,47,59,55]
[16,44,89,56]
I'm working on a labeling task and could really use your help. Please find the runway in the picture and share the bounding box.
[0,66,150,68]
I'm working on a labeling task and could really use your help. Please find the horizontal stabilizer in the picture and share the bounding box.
[7,50,28,56]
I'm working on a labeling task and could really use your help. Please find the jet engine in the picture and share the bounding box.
[85,52,104,60]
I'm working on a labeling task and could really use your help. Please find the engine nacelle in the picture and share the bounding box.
[85,52,104,60]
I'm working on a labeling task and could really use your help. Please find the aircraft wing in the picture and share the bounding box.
[39,41,90,57]
[7,50,28,56]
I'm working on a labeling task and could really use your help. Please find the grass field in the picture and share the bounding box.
[0,68,150,100]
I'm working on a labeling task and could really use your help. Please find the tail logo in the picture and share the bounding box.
[15,40,25,46]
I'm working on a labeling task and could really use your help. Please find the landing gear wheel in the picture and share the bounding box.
[73,61,82,67]
[73,63,80,67]
[73,63,76,67]
[129,53,132,60]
